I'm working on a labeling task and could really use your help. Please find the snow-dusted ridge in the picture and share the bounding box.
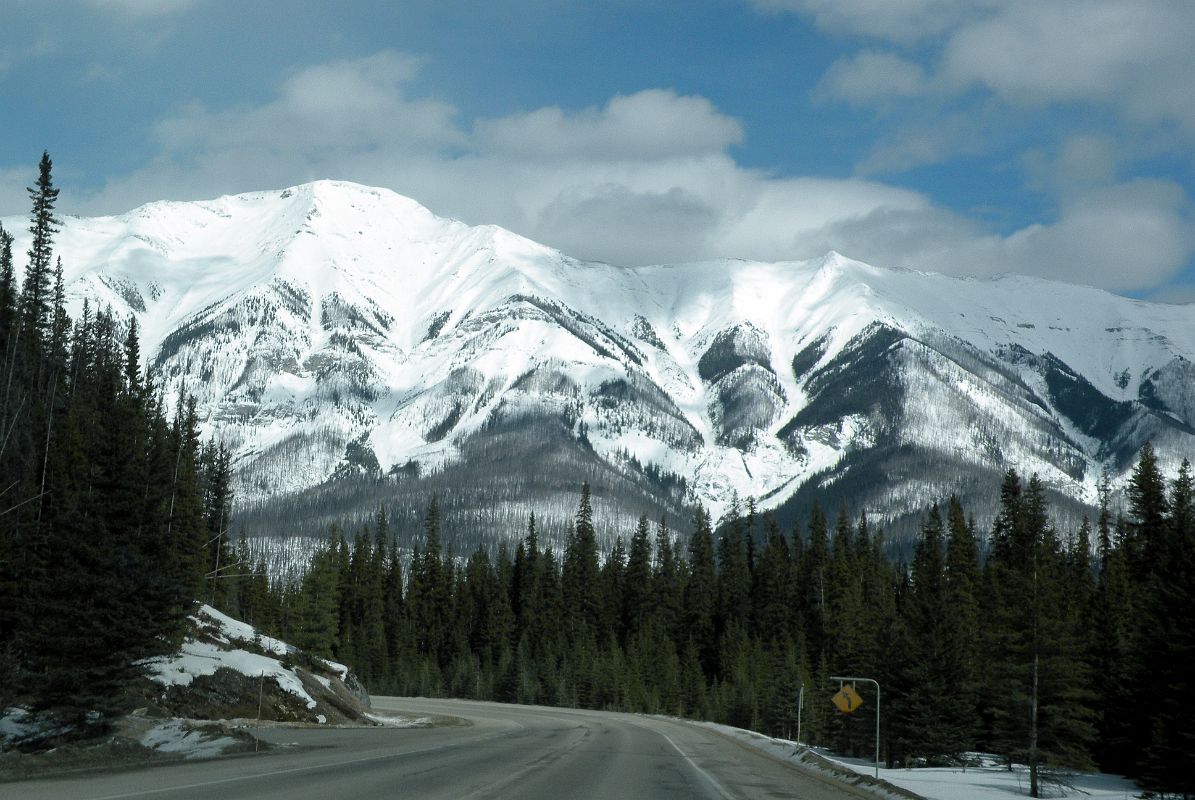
[5,180,1194,532]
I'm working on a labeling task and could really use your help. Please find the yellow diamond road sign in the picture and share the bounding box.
[832,684,864,714]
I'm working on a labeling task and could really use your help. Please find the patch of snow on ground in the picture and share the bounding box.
[0,708,36,746]
[144,639,318,710]
[364,714,433,728]
[322,659,349,680]
[197,604,290,656]
[695,721,1140,800]
[139,720,239,760]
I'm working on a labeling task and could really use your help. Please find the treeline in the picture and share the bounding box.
[242,448,1192,798]
[0,153,235,731]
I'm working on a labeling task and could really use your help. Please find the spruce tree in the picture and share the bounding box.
[1121,442,1170,777]
[895,504,959,762]
[652,516,683,646]
[1138,459,1195,795]
[0,223,15,344]
[562,483,600,637]
[684,506,717,675]
[292,539,341,658]
[943,496,981,752]
[21,151,59,347]
[983,475,1094,796]
[623,515,653,640]
[598,536,627,645]
[716,497,751,636]
[752,515,793,644]
[799,503,830,666]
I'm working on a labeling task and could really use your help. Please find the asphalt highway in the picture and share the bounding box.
[7,697,868,799]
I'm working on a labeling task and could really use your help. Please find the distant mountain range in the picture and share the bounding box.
[7,180,1193,546]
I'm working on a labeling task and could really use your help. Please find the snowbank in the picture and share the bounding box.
[139,719,241,760]
[145,638,318,710]
[696,722,1140,800]
[140,604,367,724]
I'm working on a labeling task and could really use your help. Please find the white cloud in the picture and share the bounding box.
[67,49,1195,293]
[80,0,200,16]
[475,90,743,161]
[803,179,1194,292]
[154,52,463,159]
[939,2,1192,115]
[1023,134,1118,195]
[790,0,1195,140]
[815,51,928,106]
[748,0,989,44]
[0,32,58,77]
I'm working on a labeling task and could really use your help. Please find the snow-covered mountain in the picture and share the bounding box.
[6,180,1194,541]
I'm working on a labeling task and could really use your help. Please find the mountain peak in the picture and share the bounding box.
[7,184,1195,536]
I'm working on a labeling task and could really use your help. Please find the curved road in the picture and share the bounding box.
[9,697,866,799]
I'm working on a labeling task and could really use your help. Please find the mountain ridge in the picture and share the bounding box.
[4,179,1192,544]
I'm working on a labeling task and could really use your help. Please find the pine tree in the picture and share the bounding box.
[1120,442,1170,779]
[716,497,751,637]
[1125,442,1167,579]
[895,504,959,761]
[562,483,600,638]
[752,515,793,644]
[21,152,59,347]
[943,496,981,752]
[292,539,341,658]
[684,506,717,675]
[799,503,830,666]
[598,536,627,645]
[0,223,16,344]
[652,516,682,646]
[983,475,1094,796]
[1138,459,1195,795]
[409,496,451,670]
[623,514,653,641]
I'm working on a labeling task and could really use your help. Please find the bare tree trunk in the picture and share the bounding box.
[1030,553,1040,798]
[1030,650,1039,797]
[35,373,57,527]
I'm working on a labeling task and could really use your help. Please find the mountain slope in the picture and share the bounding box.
[6,180,1193,544]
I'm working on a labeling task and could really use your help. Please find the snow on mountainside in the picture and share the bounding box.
[5,180,1194,541]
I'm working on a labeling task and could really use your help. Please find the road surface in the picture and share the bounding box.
[7,697,868,799]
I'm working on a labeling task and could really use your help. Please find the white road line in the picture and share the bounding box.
[650,726,733,800]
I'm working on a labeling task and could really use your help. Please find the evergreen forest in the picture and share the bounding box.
[0,153,237,729]
[231,454,1194,799]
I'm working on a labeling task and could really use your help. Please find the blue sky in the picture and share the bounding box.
[2,0,1194,298]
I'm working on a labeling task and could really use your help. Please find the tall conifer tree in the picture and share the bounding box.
[21,152,59,346]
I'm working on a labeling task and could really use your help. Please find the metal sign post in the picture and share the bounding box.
[796,684,804,745]
[830,675,881,779]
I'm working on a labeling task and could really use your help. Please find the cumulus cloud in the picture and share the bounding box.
[789,0,1195,139]
[71,49,1195,293]
[804,179,1194,292]
[759,0,1195,289]
[815,51,928,105]
[155,52,463,158]
[749,0,988,44]
[939,2,1190,116]
[475,90,743,161]
[1023,134,1119,195]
